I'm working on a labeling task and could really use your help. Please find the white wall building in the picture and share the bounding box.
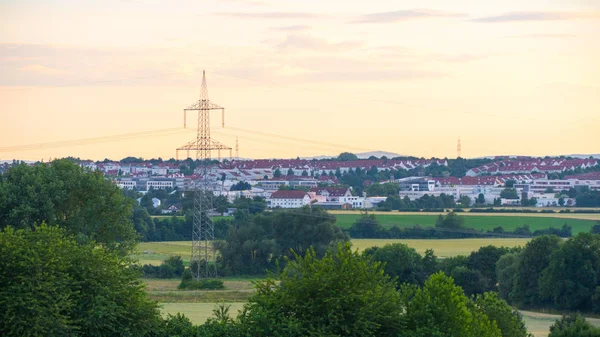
[267,190,311,208]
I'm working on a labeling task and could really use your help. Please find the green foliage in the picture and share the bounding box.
[216,207,348,275]
[474,292,533,337]
[459,195,472,207]
[467,245,512,292]
[548,315,600,337]
[161,313,199,337]
[367,243,428,285]
[242,243,404,336]
[435,211,465,229]
[0,225,162,337]
[401,272,502,337]
[512,235,562,307]
[0,159,137,253]
[451,266,487,296]
[230,181,251,191]
[500,188,519,199]
[348,211,387,238]
[178,278,224,290]
[141,256,185,278]
[337,152,359,161]
[496,253,520,301]
[538,233,600,311]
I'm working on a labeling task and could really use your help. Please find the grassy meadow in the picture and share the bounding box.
[136,237,532,265]
[333,213,599,234]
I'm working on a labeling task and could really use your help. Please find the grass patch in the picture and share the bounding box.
[520,310,600,337]
[334,214,597,234]
[160,302,245,324]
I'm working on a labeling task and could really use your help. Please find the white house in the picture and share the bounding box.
[268,190,311,208]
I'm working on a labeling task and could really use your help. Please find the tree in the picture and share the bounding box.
[273,168,281,178]
[474,292,532,337]
[435,212,464,229]
[0,159,137,253]
[368,243,425,285]
[591,222,600,234]
[240,243,404,336]
[402,272,501,337]
[337,152,358,161]
[301,170,308,177]
[348,211,386,238]
[216,207,348,275]
[459,195,471,207]
[496,253,520,301]
[500,188,519,199]
[467,245,512,292]
[512,235,562,307]
[286,168,294,176]
[559,197,565,206]
[548,315,600,337]
[230,181,251,191]
[505,179,516,188]
[451,266,487,296]
[477,193,486,205]
[539,233,600,311]
[0,225,162,336]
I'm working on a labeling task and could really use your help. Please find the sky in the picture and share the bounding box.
[1,0,599,161]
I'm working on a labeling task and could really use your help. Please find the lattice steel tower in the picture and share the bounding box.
[177,70,231,279]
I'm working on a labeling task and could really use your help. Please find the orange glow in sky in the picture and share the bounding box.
[1,0,599,160]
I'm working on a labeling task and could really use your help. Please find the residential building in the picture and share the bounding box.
[267,190,311,208]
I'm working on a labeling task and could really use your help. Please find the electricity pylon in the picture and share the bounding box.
[177,70,231,279]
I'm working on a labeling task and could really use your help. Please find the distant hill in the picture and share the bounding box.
[355,151,403,159]
[300,150,403,160]
[567,154,600,159]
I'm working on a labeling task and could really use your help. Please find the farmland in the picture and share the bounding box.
[136,238,531,264]
[333,212,599,234]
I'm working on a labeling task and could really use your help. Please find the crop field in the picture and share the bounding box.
[161,302,245,323]
[136,238,532,264]
[333,213,598,234]
[351,238,530,257]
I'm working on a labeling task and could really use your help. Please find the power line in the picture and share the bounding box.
[0,127,186,153]
[0,71,182,92]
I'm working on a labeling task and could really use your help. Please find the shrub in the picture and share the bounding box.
[178,275,225,290]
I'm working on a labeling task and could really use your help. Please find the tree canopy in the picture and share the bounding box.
[0,225,162,336]
[0,159,137,253]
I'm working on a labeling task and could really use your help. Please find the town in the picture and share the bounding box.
[5,154,597,213]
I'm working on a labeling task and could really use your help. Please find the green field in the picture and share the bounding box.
[334,213,598,234]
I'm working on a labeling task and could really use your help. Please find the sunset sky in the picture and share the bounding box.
[1,0,599,161]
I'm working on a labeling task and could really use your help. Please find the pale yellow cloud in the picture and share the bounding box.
[19,64,66,75]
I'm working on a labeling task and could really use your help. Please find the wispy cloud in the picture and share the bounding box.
[355,9,465,23]
[506,34,576,39]
[276,34,362,52]
[215,12,318,19]
[472,11,598,23]
[270,25,311,32]
[19,64,66,75]
[436,54,488,63]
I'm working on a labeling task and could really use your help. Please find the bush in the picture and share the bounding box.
[141,256,185,278]
[548,314,600,337]
[178,276,225,290]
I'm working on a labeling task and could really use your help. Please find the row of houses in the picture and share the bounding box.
[466,159,597,176]
[396,172,600,207]
[267,187,386,210]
